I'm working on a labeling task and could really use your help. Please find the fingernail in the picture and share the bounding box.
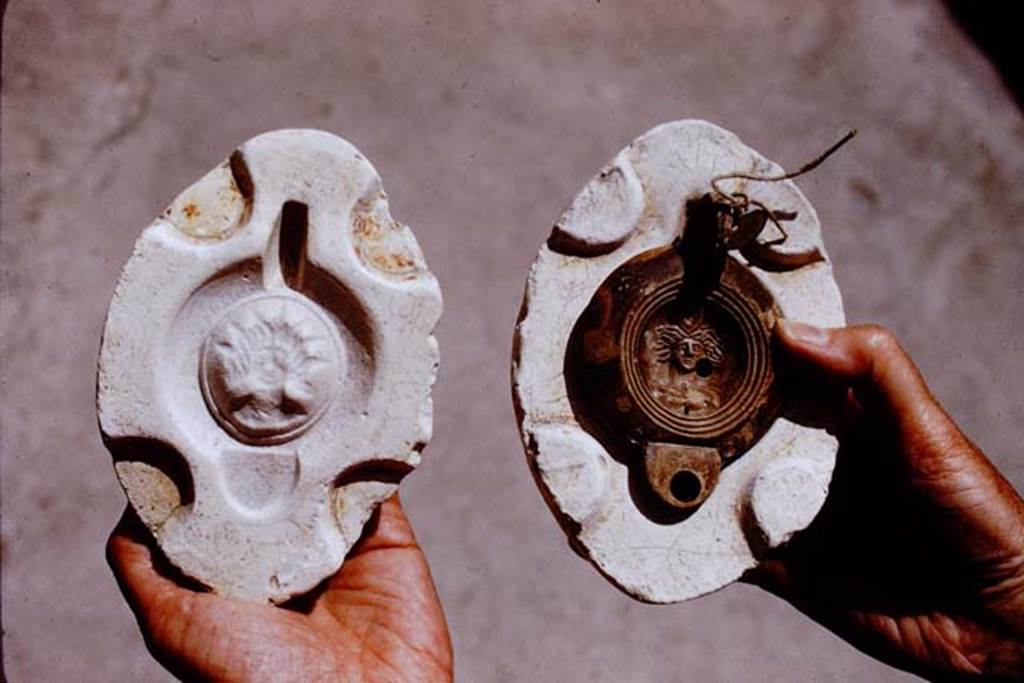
[778,320,829,347]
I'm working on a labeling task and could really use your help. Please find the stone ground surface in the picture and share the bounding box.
[2,2,1022,681]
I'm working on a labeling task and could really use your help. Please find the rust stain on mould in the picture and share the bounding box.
[167,160,250,240]
[352,209,419,277]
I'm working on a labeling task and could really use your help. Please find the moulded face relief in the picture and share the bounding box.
[512,120,845,603]
[97,129,441,603]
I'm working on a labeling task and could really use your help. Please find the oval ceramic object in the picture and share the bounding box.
[98,129,442,603]
[512,120,844,602]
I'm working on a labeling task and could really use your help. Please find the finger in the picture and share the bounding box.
[320,493,454,677]
[351,493,421,556]
[106,508,191,629]
[776,321,1024,560]
[322,493,451,640]
[325,492,442,610]
[776,322,944,429]
[774,321,976,473]
[775,320,982,472]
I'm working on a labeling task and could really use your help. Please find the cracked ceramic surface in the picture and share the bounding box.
[512,120,845,603]
[97,129,442,603]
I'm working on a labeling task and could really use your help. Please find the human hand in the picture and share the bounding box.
[748,322,1024,680]
[107,494,453,682]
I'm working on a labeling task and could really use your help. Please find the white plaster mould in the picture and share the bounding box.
[98,129,442,603]
[512,120,845,603]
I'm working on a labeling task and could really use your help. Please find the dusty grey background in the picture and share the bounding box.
[2,1,1022,680]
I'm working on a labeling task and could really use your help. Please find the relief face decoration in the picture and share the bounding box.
[569,249,778,447]
[640,311,728,416]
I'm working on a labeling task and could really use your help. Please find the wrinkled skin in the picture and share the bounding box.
[750,322,1024,680]
[108,495,453,682]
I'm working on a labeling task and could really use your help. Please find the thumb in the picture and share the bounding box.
[323,493,454,674]
[775,321,949,441]
[349,493,422,556]
[326,493,442,616]
[776,321,1024,563]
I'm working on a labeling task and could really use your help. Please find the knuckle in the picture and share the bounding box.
[859,324,900,356]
